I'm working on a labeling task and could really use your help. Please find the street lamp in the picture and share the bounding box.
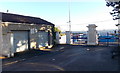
[68,0,71,32]
[66,0,71,44]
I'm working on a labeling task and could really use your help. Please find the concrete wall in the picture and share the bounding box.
[87,24,98,45]
[60,35,66,44]
[55,32,60,44]
[66,31,71,44]
[48,30,53,48]
[118,25,120,30]
[2,33,11,57]
[0,17,2,56]
[0,13,2,73]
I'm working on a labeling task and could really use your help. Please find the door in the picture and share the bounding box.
[13,31,29,52]
[38,31,48,48]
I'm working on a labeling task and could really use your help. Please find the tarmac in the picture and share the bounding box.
[2,44,120,71]
[2,44,69,65]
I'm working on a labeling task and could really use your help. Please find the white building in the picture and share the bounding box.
[0,12,55,57]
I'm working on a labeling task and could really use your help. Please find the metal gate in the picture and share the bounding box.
[71,33,87,45]
[13,31,29,52]
[38,31,48,48]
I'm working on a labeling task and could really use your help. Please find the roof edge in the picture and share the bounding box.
[1,12,55,26]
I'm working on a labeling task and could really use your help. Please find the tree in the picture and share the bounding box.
[106,0,120,20]
[106,0,120,58]
[54,27,65,36]
[54,27,61,33]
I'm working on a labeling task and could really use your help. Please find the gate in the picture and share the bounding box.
[71,33,87,45]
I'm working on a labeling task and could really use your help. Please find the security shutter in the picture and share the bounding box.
[13,31,29,52]
[38,31,48,48]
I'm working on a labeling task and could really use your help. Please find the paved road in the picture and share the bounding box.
[2,45,119,71]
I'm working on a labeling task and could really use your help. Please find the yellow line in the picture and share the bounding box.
[38,47,53,51]
[28,63,65,71]
[4,61,19,66]
[0,57,7,59]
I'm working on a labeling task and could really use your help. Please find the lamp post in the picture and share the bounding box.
[66,0,71,44]
[68,0,71,32]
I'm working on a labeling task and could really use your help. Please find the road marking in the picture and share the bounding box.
[27,63,65,71]
[60,47,64,50]
[3,58,26,66]
[0,57,7,59]
[4,61,19,66]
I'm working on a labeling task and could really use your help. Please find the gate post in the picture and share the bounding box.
[56,32,60,44]
[87,24,98,45]
[66,31,71,44]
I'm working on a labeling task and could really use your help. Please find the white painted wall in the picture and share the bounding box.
[0,13,2,57]
[87,24,98,45]
[0,25,2,55]
[66,31,71,44]
[118,25,120,30]
[2,33,12,57]
[0,13,2,73]
[56,32,60,44]
[60,35,66,44]
[119,19,120,30]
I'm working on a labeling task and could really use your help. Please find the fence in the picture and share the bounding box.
[71,35,119,46]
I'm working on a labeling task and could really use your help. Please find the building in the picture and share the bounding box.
[0,12,55,57]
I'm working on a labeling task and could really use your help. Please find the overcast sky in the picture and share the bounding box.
[0,0,118,31]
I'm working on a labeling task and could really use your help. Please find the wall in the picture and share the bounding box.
[118,25,120,30]
[55,32,60,44]
[2,22,54,57]
[66,31,71,44]
[87,24,98,45]
[0,13,2,72]
[0,13,2,56]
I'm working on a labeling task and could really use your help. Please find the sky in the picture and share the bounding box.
[0,0,118,31]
